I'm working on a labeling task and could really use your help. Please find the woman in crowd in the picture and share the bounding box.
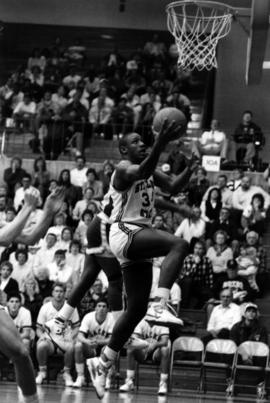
[58,169,82,208]
[241,193,266,236]
[82,167,104,201]
[21,274,43,326]
[32,156,50,201]
[206,230,233,282]
[201,187,223,224]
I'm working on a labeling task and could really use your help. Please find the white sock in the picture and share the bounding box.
[56,302,75,321]
[127,369,135,380]
[23,394,39,403]
[75,363,85,376]
[111,310,123,321]
[39,365,47,373]
[160,373,168,382]
[155,288,170,301]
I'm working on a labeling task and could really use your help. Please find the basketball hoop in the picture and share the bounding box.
[166,0,234,71]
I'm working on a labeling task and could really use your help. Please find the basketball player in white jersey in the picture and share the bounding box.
[46,156,194,350]
[73,298,115,388]
[88,121,190,398]
[0,187,64,403]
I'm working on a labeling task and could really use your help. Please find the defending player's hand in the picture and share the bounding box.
[24,188,40,209]
[155,118,184,146]
[43,186,65,214]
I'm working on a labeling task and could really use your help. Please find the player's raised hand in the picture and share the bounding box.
[44,186,65,214]
[24,188,39,209]
[155,118,185,146]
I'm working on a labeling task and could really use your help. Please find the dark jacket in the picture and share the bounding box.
[230,318,268,346]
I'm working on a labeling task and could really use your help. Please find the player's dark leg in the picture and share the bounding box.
[88,261,152,398]
[127,228,188,300]
[0,311,38,402]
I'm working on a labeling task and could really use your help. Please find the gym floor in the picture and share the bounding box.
[0,383,262,403]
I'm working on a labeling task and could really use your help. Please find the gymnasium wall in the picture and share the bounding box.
[213,19,270,159]
[0,0,170,30]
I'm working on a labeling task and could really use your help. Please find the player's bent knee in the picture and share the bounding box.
[11,343,29,361]
[172,237,189,253]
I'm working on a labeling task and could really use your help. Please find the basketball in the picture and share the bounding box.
[152,107,187,140]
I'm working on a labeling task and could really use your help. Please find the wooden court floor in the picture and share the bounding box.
[0,383,263,403]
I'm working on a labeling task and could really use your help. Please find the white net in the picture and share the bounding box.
[166,1,233,71]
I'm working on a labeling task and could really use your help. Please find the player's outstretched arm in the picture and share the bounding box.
[16,187,65,245]
[0,188,39,246]
[114,120,182,190]
[154,154,198,195]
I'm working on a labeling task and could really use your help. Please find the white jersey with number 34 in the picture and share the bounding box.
[103,172,155,227]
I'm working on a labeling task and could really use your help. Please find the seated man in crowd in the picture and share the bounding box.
[202,288,241,345]
[232,176,270,214]
[73,299,115,388]
[192,119,228,160]
[202,174,232,209]
[179,240,213,309]
[47,249,73,284]
[5,293,32,352]
[35,283,80,386]
[208,259,254,319]
[119,313,171,396]
[231,110,264,166]
[174,206,206,244]
[230,303,268,350]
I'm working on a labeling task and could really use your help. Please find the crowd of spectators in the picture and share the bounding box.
[0,34,195,160]
[0,33,269,392]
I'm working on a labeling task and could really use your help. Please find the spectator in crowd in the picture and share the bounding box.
[192,119,228,160]
[11,249,32,291]
[47,249,73,285]
[66,240,85,281]
[34,266,54,301]
[58,169,82,208]
[3,156,27,201]
[152,214,172,233]
[73,187,96,222]
[51,84,68,113]
[179,240,213,309]
[62,65,82,89]
[185,166,210,207]
[35,283,80,386]
[143,34,167,62]
[202,288,241,344]
[209,259,254,318]
[227,168,244,192]
[73,299,115,388]
[12,92,36,133]
[46,212,66,242]
[27,48,46,73]
[89,87,114,140]
[244,231,268,296]
[231,110,264,166]
[5,292,32,351]
[122,85,142,129]
[82,168,104,201]
[98,160,114,194]
[0,261,19,299]
[74,209,94,247]
[33,233,58,275]
[20,274,43,326]
[236,245,259,293]
[57,227,73,251]
[0,195,8,228]
[111,95,134,135]
[206,230,233,281]
[14,173,42,212]
[120,315,170,395]
[175,206,206,244]
[230,303,268,347]
[61,88,89,155]
[166,87,191,121]
[241,193,266,236]
[205,207,240,253]
[32,156,50,201]
[232,176,270,213]
[70,156,88,188]
[200,187,223,224]
[202,175,232,209]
